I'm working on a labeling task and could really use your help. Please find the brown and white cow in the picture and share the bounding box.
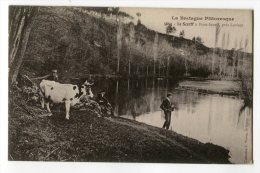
[39,79,94,119]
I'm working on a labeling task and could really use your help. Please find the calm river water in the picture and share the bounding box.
[91,77,252,164]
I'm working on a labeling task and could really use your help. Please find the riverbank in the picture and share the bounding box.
[9,90,230,163]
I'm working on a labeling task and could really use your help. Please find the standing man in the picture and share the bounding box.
[46,69,59,82]
[35,69,59,81]
[160,93,174,130]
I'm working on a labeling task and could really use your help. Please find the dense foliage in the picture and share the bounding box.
[10,7,252,82]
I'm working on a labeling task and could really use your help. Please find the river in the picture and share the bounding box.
[90,77,252,164]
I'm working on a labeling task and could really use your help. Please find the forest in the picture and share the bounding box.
[9,6,253,101]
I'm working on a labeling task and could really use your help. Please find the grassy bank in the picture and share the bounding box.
[9,89,230,163]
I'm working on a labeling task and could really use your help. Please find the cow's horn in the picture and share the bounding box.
[84,81,94,86]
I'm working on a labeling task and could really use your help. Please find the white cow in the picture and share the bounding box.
[39,79,94,119]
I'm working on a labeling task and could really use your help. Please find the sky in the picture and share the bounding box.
[120,7,253,52]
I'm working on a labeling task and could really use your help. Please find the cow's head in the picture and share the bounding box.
[83,80,94,98]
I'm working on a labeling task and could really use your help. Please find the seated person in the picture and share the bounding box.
[96,91,114,117]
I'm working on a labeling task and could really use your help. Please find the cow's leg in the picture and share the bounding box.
[45,95,53,116]
[45,102,53,117]
[41,97,45,109]
[39,91,45,109]
[65,101,71,120]
[46,102,51,112]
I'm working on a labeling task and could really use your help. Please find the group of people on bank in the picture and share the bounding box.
[43,69,174,129]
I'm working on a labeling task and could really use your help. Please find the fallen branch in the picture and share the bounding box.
[23,75,35,85]
[30,74,50,80]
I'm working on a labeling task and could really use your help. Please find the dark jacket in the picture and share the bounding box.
[160,98,174,112]
[46,74,59,82]
[96,93,109,106]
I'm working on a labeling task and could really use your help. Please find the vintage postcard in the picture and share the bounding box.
[8,6,253,164]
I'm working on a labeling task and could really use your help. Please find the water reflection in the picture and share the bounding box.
[92,77,252,164]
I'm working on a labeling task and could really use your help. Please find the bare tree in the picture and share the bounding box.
[232,39,238,78]
[219,33,226,76]
[116,15,123,73]
[243,37,249,74]
[224,32,230,76]
[226,32,230,49]
[212,23,221,74]
[128,22,135,76]
[153,33,159,76]
[237,37,244,77]
[9,6,39,85]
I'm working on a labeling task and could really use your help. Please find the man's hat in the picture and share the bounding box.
[52,69,57,73]
[167,93,172,97]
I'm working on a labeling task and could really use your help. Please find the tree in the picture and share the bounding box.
[220,33,227,75]
[242,37,249,74]
[165,23,176,35]
[192,36,203,44]
[9,6,39,85]
[218,33,226,76]
[164,24,176,78]
[116,15,123,73]
[136,12,141,25]
[226,32,230,49]
[195,36,203,44]
[212,23,221,74]
[179,30,185,38]
[111,7,119,14]
[231,39,238,78]
[128,22,135,75]
[153,33,159,76]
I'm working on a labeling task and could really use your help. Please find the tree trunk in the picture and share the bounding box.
[116,16,123,74]
[153,33,159,76]
[128,23,135,76]
[9,6,39,85]
[212,24,221,74]
[232,52,237,78]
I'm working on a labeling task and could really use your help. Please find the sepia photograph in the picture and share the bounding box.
[8,6,253,164]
